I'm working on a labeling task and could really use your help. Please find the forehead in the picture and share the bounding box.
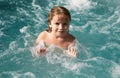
[52,14,70,22]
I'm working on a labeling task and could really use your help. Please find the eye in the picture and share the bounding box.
[63,23,68,25]
[55,23,59,25]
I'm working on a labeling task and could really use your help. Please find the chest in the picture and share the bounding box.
[45,38,70,49]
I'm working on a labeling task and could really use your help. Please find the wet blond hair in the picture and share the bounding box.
[47,6,71,32]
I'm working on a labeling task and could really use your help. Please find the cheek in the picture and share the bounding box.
[51,25,58,31]
[65,26,69,30]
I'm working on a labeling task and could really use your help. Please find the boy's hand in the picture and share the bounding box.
[65,47,77,57]
[35,47,46,56]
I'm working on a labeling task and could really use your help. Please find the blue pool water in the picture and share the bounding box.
[0,0,120,78]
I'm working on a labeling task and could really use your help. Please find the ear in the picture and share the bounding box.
[49,24,52,28]
[48,22,51,26]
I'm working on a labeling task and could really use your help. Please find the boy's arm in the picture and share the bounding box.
[34,31,46,46]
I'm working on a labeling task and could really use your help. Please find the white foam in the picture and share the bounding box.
[47,0,96,11]
[0,20,6,37]
[12,72,36,78]
[30,40,46,57]
[62,61,92,74]
[107,9,120,26]
[0,71,36,78]
[100,42,120,51]
[20,26,32,47]
[0,20,5,26]
[66,0,96,11]
[112,65,120,78]
[9,41,18,50]
[20,26,29,34]
[32,0,42,10]
[0,29,4,37]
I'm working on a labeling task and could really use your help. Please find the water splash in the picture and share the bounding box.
[0,71,36,78]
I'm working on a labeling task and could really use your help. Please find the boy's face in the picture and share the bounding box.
[49,14,70,38]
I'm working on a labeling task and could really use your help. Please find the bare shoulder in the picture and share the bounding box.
[35,31,48,45]
[38,31,47,38]
[67,33,75,42]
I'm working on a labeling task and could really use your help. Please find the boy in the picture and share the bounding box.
[35,6,76,57]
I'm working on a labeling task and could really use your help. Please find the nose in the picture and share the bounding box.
[59,24,64,30]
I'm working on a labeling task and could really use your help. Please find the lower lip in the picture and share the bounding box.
[59,31,64,33]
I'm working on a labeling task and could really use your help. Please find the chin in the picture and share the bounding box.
[56,33,67,38]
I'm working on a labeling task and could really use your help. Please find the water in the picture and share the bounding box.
[0,0,120,78]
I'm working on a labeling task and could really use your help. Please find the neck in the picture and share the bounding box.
[54,34,68,40]
[48,33,67,42]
